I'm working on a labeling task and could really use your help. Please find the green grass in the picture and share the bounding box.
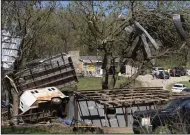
[167,81,190,90]
[2,128,48,134]
[1,127,84,134]
[77,76,141,90]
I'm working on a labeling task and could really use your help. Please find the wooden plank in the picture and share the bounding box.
[134,21,159,50]
[75,87,164,93]
[18,69,75,88]
[15,63,72,80]
[141,34,152,59]
[127,36,140,57]
[19,75,76,91]
[74,95,78,121]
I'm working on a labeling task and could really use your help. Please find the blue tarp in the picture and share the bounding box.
[58,117,73,125]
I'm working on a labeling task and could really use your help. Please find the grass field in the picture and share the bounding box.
[77,76,141,90]
[1,127,83,134]
[167,81,190,90]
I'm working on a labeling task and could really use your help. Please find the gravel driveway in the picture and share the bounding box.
[137,74,190,89]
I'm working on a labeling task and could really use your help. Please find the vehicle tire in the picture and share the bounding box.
[154,126,171,134]
[56,104,64,117]
[51,97,62,105]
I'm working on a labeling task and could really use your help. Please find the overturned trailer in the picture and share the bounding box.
[2,53,78,123]
[19,87,70,123]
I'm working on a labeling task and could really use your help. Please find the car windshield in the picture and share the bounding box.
[165,72,169,75]
[173,84,182,87]
[158,68,164,70]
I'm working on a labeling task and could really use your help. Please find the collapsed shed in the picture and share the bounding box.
[74,87,188,127]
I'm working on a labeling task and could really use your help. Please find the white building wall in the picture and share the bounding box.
[125,65,138,77]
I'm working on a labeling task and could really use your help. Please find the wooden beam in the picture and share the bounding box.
[113,105,120,127]
[73,95,78,121]
[134,21,159,50]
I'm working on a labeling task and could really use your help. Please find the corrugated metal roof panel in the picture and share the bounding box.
[1,30,21,69]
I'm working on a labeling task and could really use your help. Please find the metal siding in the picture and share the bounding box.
[75,100,157,128]
[1,30,21,69]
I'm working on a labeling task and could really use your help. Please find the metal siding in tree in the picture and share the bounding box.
[1,30,21,69]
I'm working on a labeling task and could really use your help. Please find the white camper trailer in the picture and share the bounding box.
[19,87,69,123]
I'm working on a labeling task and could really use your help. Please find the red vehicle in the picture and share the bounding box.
[170,67,186,77]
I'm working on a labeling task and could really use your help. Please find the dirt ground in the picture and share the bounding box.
[137,74,190,89]
[2,123,134,134]
[103,127,133,134]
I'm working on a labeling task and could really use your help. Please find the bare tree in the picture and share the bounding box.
[65,1,190,90]
[2,1,56,124]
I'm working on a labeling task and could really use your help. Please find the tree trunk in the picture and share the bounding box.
[5,75,19,125]
[109,57,124,89]
[109,59,116,89]
[10,88,19,125]
[187,47,190,67]
[102,53,111,89]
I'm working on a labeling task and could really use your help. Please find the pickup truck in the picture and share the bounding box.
[133,96,190,134]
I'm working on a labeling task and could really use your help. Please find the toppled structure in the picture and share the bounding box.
[73,87,189,127]
[2,53,78,123]
[14,53,78,91]
[18,87,69,123]
[19,87,69,114]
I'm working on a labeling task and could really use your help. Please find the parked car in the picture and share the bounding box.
[181,88,190,94]
[151,67,165,78]
[151,67,164,73]
[171,83,186,93]
[170,67,186,77]
[133,96,190,134]
[187,70,190,75]
[180,67,187,76]
[158,71,170,79]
